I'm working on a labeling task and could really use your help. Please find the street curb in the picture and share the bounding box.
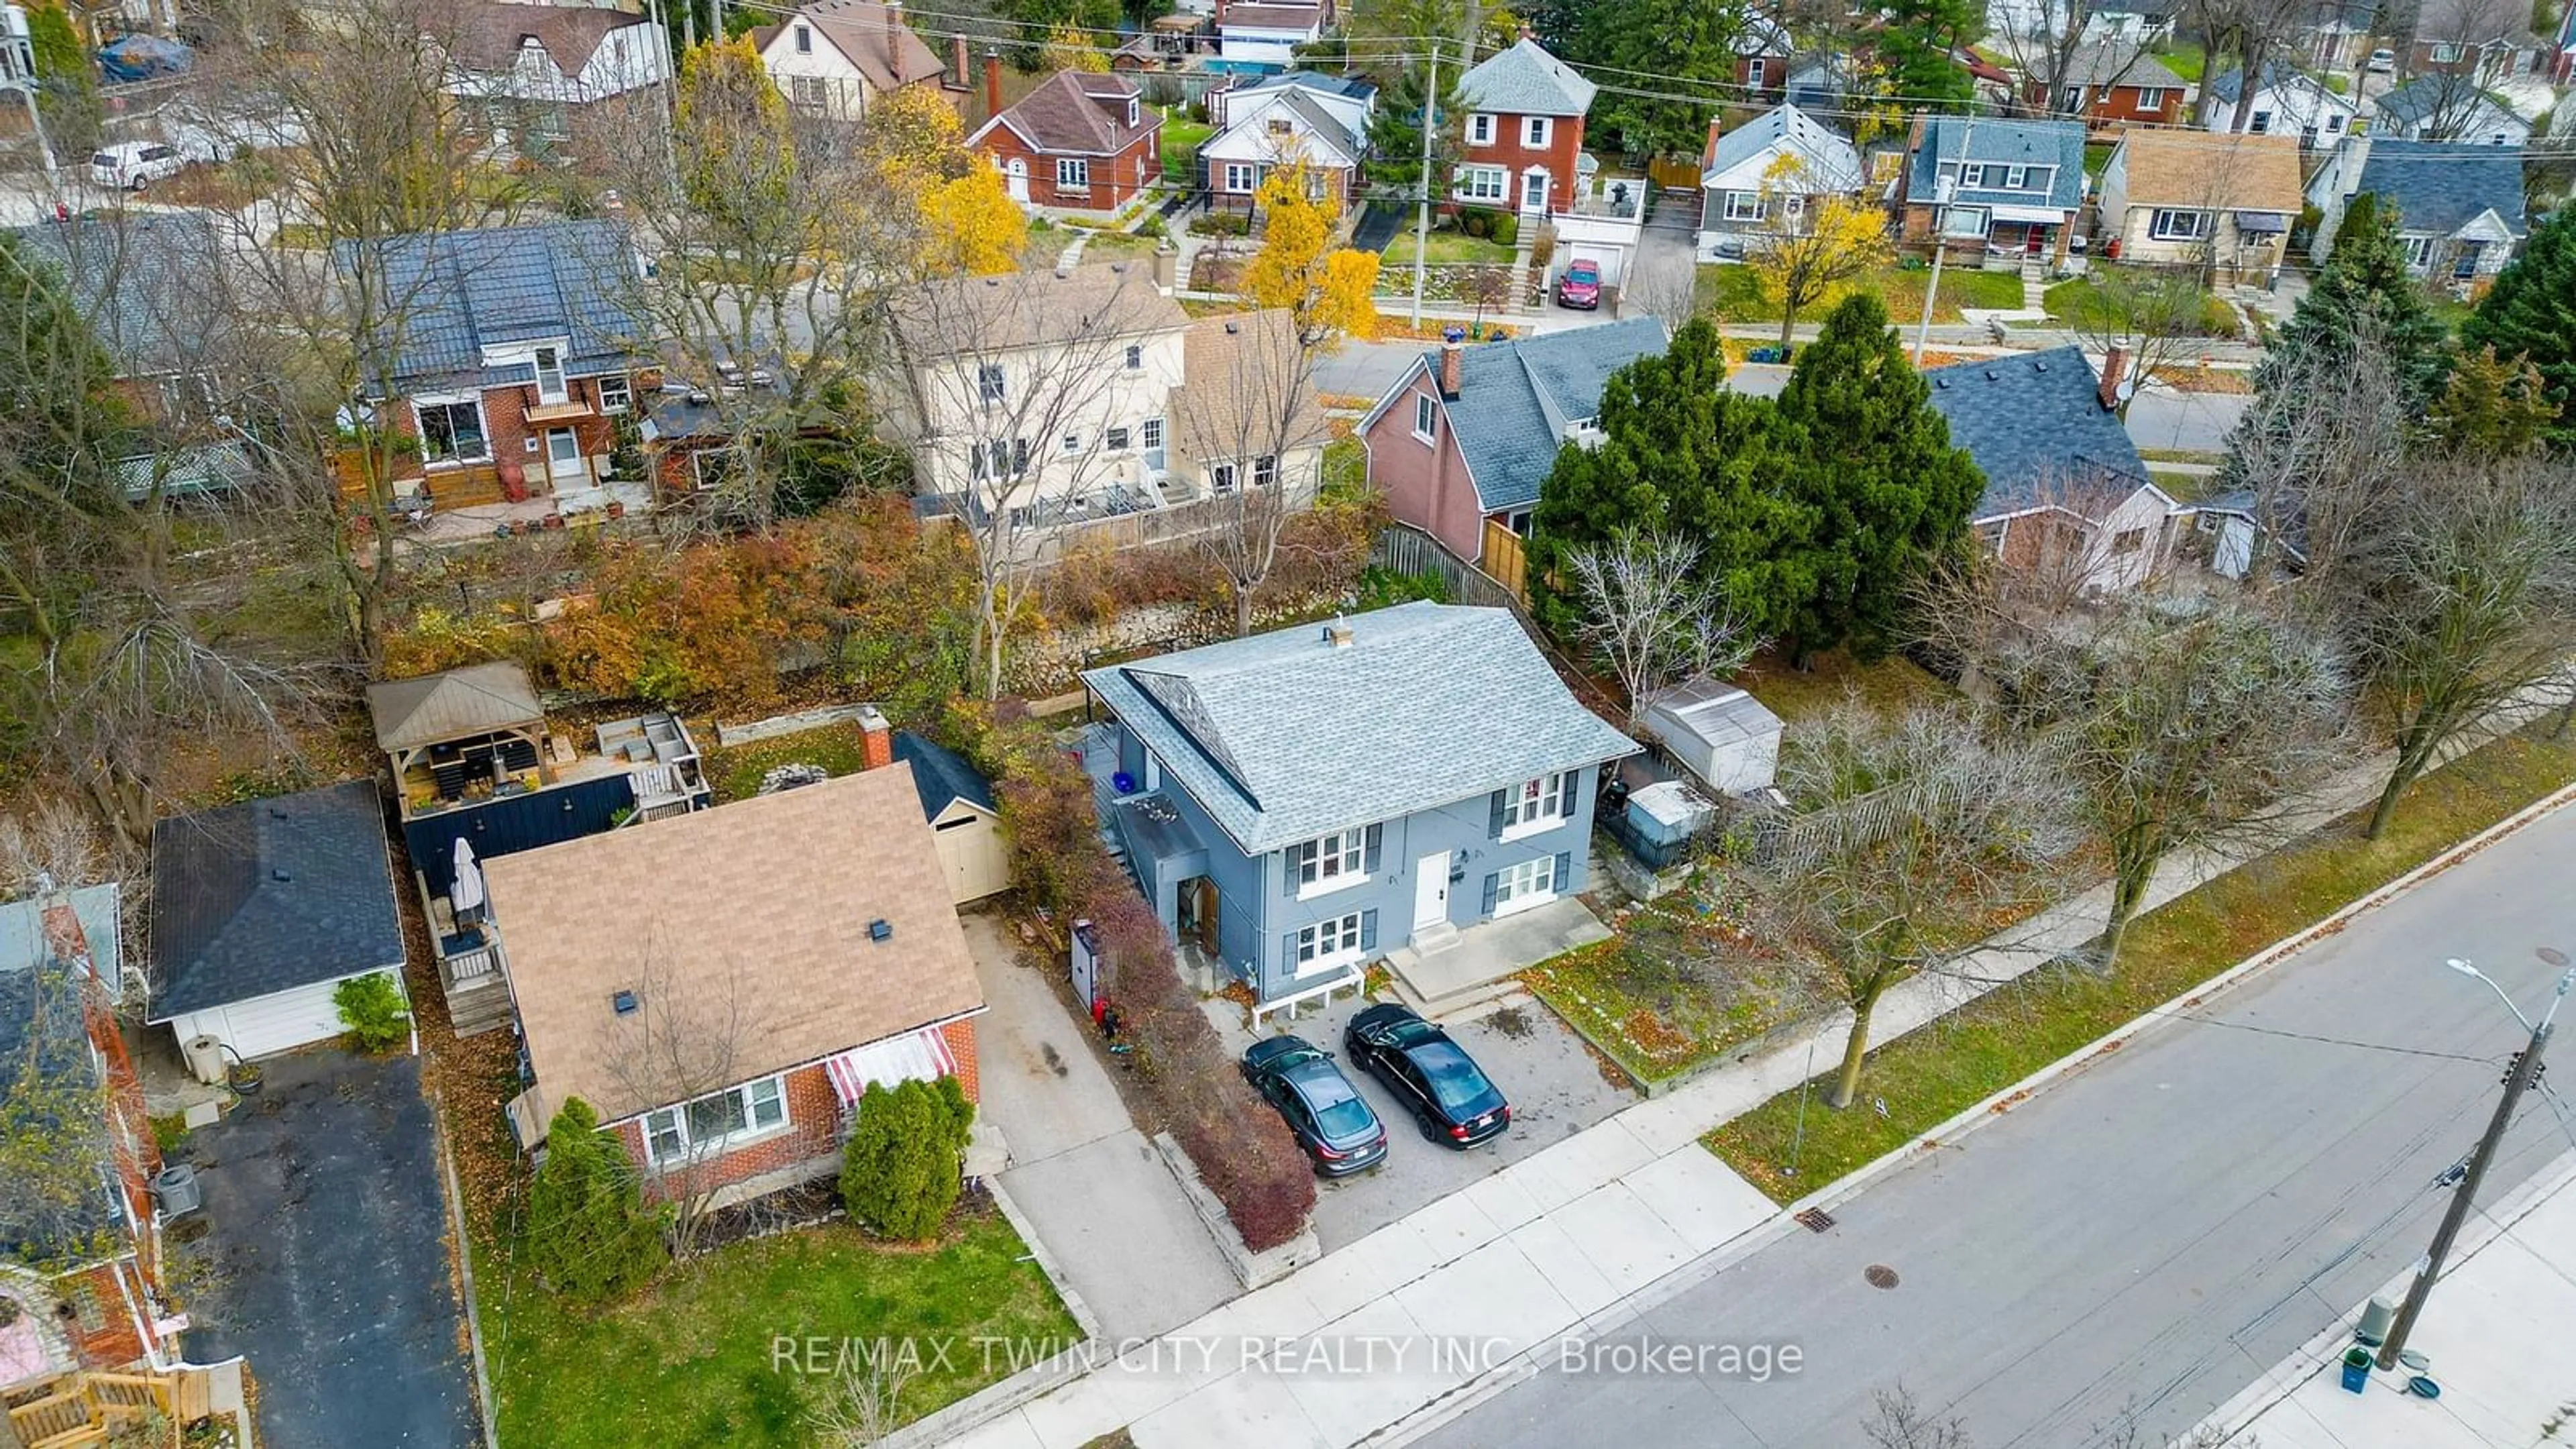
[1373,777,2576,1448]
[1770,775,2576,1228]
[2192,1148,2576,1442]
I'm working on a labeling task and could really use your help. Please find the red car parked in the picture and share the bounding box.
[1555,258,1602,309]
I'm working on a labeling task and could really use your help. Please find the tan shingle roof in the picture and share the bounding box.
[2112,131,2303,210]
[761,1,949,91]
[365,661,544,753]
[897,261,1187,358]
[1170,309,1328,468]
[483,766,983,1128]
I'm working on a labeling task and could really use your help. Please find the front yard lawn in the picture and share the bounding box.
[703,722,871,803]
[2043,273,2241,337]
[1383,226,1519,265]
[486,1208,1077,1448]
[1706,721,2576,1203]
[1699,264,2026,329]
[1525,875,1833,1084]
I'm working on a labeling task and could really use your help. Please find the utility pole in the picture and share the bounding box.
[1913,115,1967,368]
[2375,960,2572,1371]
[1409,40,1439,331]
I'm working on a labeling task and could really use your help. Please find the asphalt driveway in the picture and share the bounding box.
[183,1051,481,1448]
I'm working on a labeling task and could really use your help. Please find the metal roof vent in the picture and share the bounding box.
[612,989,638,1015]
[270,868,292,883]
[867,919,894,943]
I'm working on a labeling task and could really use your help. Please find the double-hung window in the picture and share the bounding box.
[1211,461,1238,494]
[415,397,490,464]
[1499,772,1568,837]
[1057,158,1089,191]
[1413,393,1438,442]
[532,345,568,404]
[597,372,631,414]
[1252,454,1277,488]
[643,1075,788,1165]
[1468,113,1494,145]
[1523,116,1549,148]
[1294,910,1366,975]
[1124,343,1144,371]
[1493,856,1557,914]
[977,363,1006,405]
[2135,86,2166,109]
[1291,827,1368,896]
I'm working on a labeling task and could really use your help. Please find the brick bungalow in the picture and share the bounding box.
[968,68,1161,218]
[0,885,181,1379]
[482,765,985,1206]
[2023,42,2190,132]
[350,220,654,515]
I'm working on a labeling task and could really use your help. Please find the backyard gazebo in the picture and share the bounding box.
[365,661,549,819]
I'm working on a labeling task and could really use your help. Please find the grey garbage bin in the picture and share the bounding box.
[151,1163,201,1218]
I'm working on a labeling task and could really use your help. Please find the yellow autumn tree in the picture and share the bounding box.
[1042,23,1110,72]
[674,36,796,247]
[922,164,1029,276]
[1240,160,1380,352]
[853,80,1025,275]
[1744,154,1888,352]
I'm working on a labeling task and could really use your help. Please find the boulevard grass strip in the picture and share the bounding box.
[1707,723,2576,1203]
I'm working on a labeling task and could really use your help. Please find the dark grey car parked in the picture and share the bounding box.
[1241,1035,1389,1176]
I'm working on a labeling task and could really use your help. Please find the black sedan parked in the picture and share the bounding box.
[1240,1036,1389,1177]
[1344,1003,1511,1147]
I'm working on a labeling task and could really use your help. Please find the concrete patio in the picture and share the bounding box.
[1386,897,1613,1018]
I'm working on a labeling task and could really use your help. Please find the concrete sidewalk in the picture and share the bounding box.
[955,716,2553,1449]
[2198,1151,2576,1446]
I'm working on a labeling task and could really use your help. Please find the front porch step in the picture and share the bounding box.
[1389,970,1527,1023]
[445,982,514,1038]
[1407,920,1461,957]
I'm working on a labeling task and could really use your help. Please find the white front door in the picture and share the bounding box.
[1413,851,1450,930]
[1006,158,1029,202]
[545,427,583,486]
[1520,169,1548,214]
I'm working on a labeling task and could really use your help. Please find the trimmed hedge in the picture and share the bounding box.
[953,700,1318,1251]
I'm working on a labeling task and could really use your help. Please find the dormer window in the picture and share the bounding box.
[1126,98,1139,127]
[794,23,812,53]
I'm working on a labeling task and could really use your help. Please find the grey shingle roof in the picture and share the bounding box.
[365,661,545,753]
[147,780,405,1020]
[892,732,996,820]
[1906,117,2087,209]
[7,213,229,379]
[1921,345,2147,517]
[1083,603,1636,853]
[1704,103,1862,191]
[1456,38,1597,117]
[0,884,121,994]
[2030,42,2189,89]
[2349,140,2528,236]
[2206,63,2336,107]
[1407,317,1666,514]
[1235,70,1376,103]
[356,221,645,393]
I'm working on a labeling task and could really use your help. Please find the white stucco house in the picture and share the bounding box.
[2202,64,2357,148]
[439,1,674,161]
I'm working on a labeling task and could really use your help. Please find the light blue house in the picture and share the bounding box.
[1083,603,1636,1012]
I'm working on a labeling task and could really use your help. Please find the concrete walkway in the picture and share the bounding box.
[955,713,2538,1448]
[2198,1151,2576,1446]
[963,914,1238,1343]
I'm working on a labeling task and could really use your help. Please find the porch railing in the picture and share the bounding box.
[442,942,501,991]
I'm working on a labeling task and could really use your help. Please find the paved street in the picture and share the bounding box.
[1426,804,2576,1449]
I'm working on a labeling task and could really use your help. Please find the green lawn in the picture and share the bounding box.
[2042,273,2241,337]
[703,722,872,803]
[1700,264,2025,329]
[2157,42,2205,83]
[484,1211,1077,1448]
[1161,109,1213,186]
[1706,722,2576,1203]
[2083,142,2114,178]
[1383,226,1519,266]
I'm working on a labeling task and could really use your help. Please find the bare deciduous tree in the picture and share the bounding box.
[596,947,750,1255]
[1563,531,1762,730]
[2331,453,2576,838]
[2061,270,2216,419]
[2224,315,2412,593]
[1862,1383,1976,1448]
[1758,704,2086,1110]
[1178,308,1334,636]
[1936,578,2353,967]
[807,1352,919,1446]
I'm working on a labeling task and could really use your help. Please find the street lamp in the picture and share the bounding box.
[2375,951,2575,1371]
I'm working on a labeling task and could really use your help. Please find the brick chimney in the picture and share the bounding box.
[1437,327,1465,399]
[857,706,893,772]
[2097,344,2128,411]
[984,50,1002,122]
[1153,239,1177,294]
[951,34,968,89]
[883,0,902,64]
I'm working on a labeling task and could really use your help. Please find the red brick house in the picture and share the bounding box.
[968,69,1162,218]
[351,221,654,515]
[484,763,985,1205]
[1452,38,1597,216]
[1734,14,1794,99]
[2023,43,2190,132]
[0,885,182,1381]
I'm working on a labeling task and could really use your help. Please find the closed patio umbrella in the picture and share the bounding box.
[451,836,486,922]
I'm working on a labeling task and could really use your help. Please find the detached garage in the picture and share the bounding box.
[148,780,408,1061]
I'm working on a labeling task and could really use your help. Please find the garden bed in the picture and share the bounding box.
[1705,722,2576,1203]
[702,721,872,803]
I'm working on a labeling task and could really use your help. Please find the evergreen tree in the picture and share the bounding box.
[2257,193,2448,405]
[841,1077,975,1242]
[1363,46,1465,196]
[1770,294,1984,659]
[2430,345,2557,458]
[2458,206,2576,451]
[525,1098,669,1302]
[1871,0,1981,113]
[1527,319,1815,637]
[1582,0,1750,156]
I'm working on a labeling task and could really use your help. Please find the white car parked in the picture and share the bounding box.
[89,141,186,191]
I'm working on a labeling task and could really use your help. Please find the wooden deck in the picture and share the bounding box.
[6,1369,186,1448]
[439,942,513,1038]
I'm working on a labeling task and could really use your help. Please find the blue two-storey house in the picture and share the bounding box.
[1082,602,1637,1012]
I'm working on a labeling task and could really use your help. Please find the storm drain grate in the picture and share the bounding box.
[1865,1264,1900,1290]
[1794,1208,1835,1234]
